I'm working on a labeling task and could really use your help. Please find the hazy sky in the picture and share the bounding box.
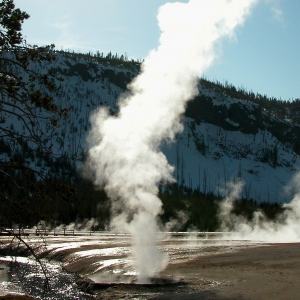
[14,0,300,101]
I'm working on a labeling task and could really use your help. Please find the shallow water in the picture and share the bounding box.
[0,256,93,299]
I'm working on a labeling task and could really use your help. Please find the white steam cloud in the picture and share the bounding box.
[219,177,300,242]
[85,0,258,283]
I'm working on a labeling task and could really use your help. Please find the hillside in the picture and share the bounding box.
[1,50,300,205]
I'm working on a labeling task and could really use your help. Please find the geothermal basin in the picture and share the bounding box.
[0,232,300,299]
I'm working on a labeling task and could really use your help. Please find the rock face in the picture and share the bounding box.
[1,51,300,202]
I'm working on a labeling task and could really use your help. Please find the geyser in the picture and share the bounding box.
[85,0,258,283]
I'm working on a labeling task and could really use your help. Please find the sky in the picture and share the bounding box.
[14,0,300,101]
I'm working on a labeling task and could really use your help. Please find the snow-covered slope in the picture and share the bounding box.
[1,51,299,202]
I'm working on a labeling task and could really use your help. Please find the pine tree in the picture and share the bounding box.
[0,0,73,231]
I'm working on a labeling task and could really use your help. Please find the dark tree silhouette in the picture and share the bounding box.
[0,0,74,231]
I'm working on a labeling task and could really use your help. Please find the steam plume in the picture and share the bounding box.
[219,177,300,242]
[85,0,258,282]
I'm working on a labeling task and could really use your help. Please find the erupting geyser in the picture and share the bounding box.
[85,0,258,283]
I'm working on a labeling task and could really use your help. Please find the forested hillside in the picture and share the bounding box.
[1,48,299,230]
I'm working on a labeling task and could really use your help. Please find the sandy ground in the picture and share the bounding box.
[155,243,300,300]
[1,235,300,299]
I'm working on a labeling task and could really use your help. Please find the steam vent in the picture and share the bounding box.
[77,276,187,295]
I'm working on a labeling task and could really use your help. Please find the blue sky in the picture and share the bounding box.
[15,0,300,101]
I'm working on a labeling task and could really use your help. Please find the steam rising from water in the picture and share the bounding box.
[86,0,257,282]
[219,177,300,242]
